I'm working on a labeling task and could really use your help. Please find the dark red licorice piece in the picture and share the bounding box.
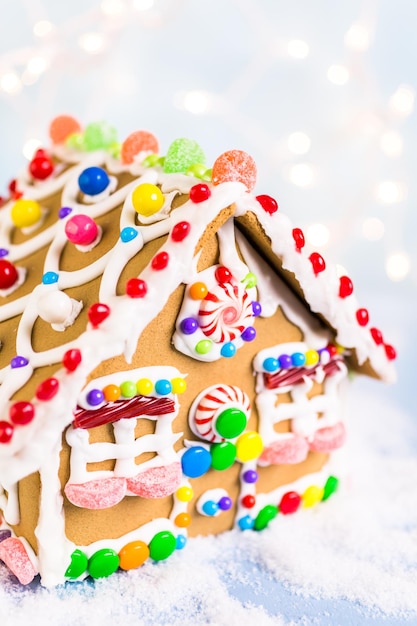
[338,275,353,298]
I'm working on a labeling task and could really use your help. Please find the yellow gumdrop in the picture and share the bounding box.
[136,378,153,396]
[132,183,164,217]
[11,199,42,228]
[171,377,187,394]
[176,486,193,502]
[305,349,319,366]
[236,431,263,462]
[302,485,324,507]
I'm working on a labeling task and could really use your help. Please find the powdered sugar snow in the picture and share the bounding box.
[1,380,416,626]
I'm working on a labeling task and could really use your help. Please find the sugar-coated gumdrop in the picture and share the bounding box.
[49,115,82,144]
[259,435,309,465]
[0,259,18,289]
[309,422,346,452]
[163,138,206,174]
[65,477,127,509]
[212,150,257,192]
[11,199,42,228]
[126,462,182,498]
[0,537,37,584]
[83,121,118,151]
[121,130,159,165]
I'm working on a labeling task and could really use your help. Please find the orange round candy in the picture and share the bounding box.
[121,131,159,165]
[174,512,191,528]
[49,115,82,144]
[118,540,150,570]
[212,150,257,192]
[189,282,208,300]
[103,384,121,402]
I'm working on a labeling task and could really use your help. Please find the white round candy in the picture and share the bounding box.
[37,290,73,325]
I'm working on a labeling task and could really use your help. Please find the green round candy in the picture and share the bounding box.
[254,505,278,531]
[88,548,120,579]
[142,154,160,167]
[163,138,206,174]
[66,132,85,151]
[242,272,257,288]
[210,441,236,470]
[84,121,118,151]
[149,531,177,561]
[120,380,137,398]
[195,339,212,355]
[322,475,339,501]
[215,408,247,439]
[65,549,88,579]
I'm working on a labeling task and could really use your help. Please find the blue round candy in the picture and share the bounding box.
[120,227,138,242]
[263,357,279,372]
[42,271,59,285]
[202,500,219,516]
[291,352,306,367]
[220,342,236,358]
[155,379,172,396]
[176,534,187,550]
[181,446,212,478]
[78,166,110,196]
[238,515,254,530]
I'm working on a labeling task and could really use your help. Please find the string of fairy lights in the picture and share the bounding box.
[0,0,414,289]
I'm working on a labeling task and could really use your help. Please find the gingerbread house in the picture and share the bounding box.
[0,116,396,586]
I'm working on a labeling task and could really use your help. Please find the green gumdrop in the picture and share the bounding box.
[66,132,85,151]
[210,441,236,470]
[84,121,118,151]
[65,549,88,579]
[322,475,339,501]
[88,548,119,579]
[163,138,205,174]
[254,505,278,531]
[149,531,177,561]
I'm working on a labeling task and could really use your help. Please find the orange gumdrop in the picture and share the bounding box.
[212,150,257,192]
[49,115,82,144]
[121,130,159,165]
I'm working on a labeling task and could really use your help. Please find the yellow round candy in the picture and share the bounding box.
[236,431,263,462]
[171,377,187,394]
[132,183,164,217]
[118,540,150,570]
[176,486,193,502]
[302,485,324,507]
[136,378,153,396]
[174,512,191,528]
[305,349,319,366]
[11,199,42,228]
[189,282,208,300]
[103,384,121,402]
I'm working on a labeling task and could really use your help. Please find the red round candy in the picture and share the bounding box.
[356,308,369,326]
[384,344,397,360]
[0,259,18,289]
[0,421,14,444]
[151,251,169,270]
[88,303,111,327]
[309,252,326,275]
[63,349,82,372]
[36,377,59,401]
[279,491,301,514]
[29,154,54,180]
[171,221,191,242]
[241,494,256,508]
[212,150,257,192]
[370,327,383,345]
[338,275,353,298]
[215,266,232,284]
[327,343,338,357]
[292,227,305,251]
[256,194,278,215]
[9,401,35,425]
[121,130,159,165]
[126,278,148,298]
[189,183,211,203]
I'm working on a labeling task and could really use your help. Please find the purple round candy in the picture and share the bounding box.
[86,388,104,407]
[241,326,256,342]
[278,354,292,369]
[0,248,9,258]
[243,469,258,484]
[11,356,29,369]
[59,206,73,219]
[218,496,232,511]
[251,301,262,317]
[180,317,199,335]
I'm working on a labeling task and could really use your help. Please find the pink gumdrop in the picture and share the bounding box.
[49,115,81,144]
[126,462,182,498]
[121,130,159,165]
[212,150,257,192]
[64,477,127,509]
[309,422,346,453]
[65,214,99,246]
[0,537,38,585]
[259,435,309,465]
